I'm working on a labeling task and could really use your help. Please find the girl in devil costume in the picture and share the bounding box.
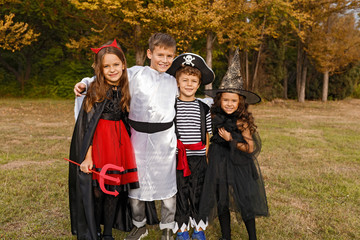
[68,40,139,240]
[200,49,269,240]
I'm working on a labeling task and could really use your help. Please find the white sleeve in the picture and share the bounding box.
[73,76,94,120]
[74,95,85,120]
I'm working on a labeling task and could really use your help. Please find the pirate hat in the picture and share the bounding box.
[204,48,261,104]
[167,53,215,85]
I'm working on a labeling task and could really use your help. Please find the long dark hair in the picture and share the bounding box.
[84,41,130,112]
[211,92,257,134]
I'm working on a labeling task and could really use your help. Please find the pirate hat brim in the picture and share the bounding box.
[167,53,214,85]
[204,89,261,104]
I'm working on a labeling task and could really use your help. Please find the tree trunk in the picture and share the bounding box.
[0,53,30,93]
[251,15,266,92]
[322,70,329,102]
[298,56,307,103]
[280,39,288,99]
[134,24,145,66]
[228,48,234,65]
[251,45,262,91]
[135,47,145,66]
[205,31,214,93]
[296,41,303,99]
[283,68,288,99]
[245,50,249,90]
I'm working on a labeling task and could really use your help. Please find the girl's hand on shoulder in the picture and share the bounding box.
[218,127,232,141]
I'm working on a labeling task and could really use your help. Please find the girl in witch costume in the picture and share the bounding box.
[68,40,139,240]
[199,49,269,240]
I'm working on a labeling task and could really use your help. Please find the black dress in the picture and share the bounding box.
[199,109,269,223]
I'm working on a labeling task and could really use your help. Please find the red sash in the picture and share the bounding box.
[177,140,206,177]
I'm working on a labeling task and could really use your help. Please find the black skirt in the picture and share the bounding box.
[199,132,269,222]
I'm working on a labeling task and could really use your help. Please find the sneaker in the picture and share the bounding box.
[192,230,206,240]
[175,231,190,240]
[124,226,148,240]
[96,231,102,240]
[161,228,174,240]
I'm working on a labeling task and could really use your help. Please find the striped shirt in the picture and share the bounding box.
[176,98,212,156]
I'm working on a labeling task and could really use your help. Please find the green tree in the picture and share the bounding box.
[0,0,92,93]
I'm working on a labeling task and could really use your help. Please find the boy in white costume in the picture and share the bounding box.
[74,33,178,240]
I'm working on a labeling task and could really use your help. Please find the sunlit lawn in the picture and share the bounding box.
[0,98,359,239]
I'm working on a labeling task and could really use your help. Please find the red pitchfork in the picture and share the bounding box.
[64,158,124,197]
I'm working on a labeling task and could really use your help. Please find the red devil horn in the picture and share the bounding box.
[91,39,120,54]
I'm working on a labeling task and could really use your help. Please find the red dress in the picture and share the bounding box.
[92,118,138,187]
[91,90,139,189]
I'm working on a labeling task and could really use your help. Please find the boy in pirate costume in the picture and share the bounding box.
[166,53,214,240]
[74,33,178,240]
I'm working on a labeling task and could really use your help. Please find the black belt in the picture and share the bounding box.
[101,112,121,121]
[128,119,173,134]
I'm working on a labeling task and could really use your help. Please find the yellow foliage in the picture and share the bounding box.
[306,13,360,73]
[0,13,40,51]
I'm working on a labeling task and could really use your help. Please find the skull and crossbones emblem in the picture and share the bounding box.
[182,55,195,66]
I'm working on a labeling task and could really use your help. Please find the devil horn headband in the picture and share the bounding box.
[91,39,121,54]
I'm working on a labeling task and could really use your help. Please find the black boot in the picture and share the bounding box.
[244,219,257,240]
[102,235,114,240]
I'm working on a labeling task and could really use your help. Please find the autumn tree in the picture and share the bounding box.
[69,0,175,65]
[213,0,309,97]
[306,13,360,102]
[293,0,359,102]
[0,10,40,91]
[213,0,258,89]
[0,13,40,52]
[151,0,224,91]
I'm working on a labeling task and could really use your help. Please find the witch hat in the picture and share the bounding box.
[205,48,261,104]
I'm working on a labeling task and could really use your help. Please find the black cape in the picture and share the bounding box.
[68,94,159,240]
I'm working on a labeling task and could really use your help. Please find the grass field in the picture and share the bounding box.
[0,98,359,239]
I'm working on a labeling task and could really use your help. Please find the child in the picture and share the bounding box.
[74,33,178,240]
[200,49,269,240]
[68,39,139,240]
[167,53,214,240]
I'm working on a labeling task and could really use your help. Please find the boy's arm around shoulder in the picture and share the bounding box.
[74,66,142,97]
[75,65,144,96]
[74,76,95,96]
